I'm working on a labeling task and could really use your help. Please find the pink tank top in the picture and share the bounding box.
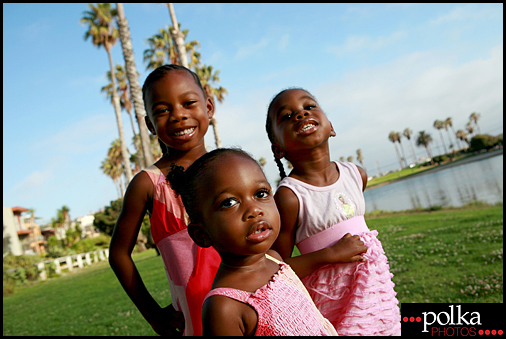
[143,164,221,336]
[203,255,337,336]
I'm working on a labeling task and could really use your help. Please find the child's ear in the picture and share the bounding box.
[145,116,156,135]
[330,122,336,137]
[188,223,213,248]
[271,144,285,159]
[206,97,215,120]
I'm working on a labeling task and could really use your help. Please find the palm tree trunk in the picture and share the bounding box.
[167,3,189,68]
[398,140,408,168]
[409,140,417,164]
[438,130,448,155]
[393,143,403,169]
[210,117,222,148]
[116,3,155,169]
[106,47,133,184]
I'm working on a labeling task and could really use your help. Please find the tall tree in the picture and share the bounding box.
[388,131,403,169]
[403,128,417,164]
[433,119,448,155]
[81,3,133,184]
[456,129,470,149]
[166,3,189,68]
[115,3,154,169]
[469,112,482,134]
[416,131,434,164]
[444,117,461,151]
[356,149,365,170]
[101,64,142,172]
[465,122,474,137]
[194,65,227,148]
[395,131,408,168]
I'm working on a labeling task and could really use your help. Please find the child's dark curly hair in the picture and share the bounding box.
[167,147,258,224]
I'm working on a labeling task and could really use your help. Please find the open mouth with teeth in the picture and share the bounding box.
[246,223,271,242]
[297,121,318,134]
[173,127,196,136]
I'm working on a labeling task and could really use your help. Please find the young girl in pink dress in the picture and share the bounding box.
[168,147,343,335]
[266,88,402,336]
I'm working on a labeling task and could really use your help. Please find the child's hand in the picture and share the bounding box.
[149,304,185,336]
[329,233,368,263]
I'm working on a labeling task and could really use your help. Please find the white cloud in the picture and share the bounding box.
[327,30,407,56]
[235,38,270,59]
[429,4,500,25]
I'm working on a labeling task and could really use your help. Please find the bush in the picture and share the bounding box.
[469,134,501,152]
[71,238,96,253]
[3,254,44,294]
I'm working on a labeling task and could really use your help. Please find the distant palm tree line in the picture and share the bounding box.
[81,3,227,197]
[386,112,483,169]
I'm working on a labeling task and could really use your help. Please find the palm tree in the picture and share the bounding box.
[465,122,474,137]
[395,131,408,168]
[347,156,353,163]
[115,3,154,169]
[416,131,434,165]
[444,117,460,151]
[456,129,470,149]
[433,119,448,155]
[81,3,133,183]
[356,149,365,170]
[101,157,124,197]
[101,64,142,173]
[166,3,189,68]
[388,131,403,169]
[339,156,345,162]
[195,65,227,148]
[403,128,418,164]
[469,112,482,134]
[143,25,200,71]
[258,157,266,168]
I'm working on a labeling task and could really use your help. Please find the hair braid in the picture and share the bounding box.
[274,156,287,179]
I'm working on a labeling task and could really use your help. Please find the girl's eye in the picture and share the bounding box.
[154,108,169,116]
[305,104,316,110]
[220,198,238,209]
[280,112,292,122]
[184,100,197,107]
[256,189,270,199]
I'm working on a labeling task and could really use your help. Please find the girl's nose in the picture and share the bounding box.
[170,107,189,123]
[295,110,309,120]
[244,203,264,221]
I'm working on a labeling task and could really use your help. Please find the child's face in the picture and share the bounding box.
[268,89,335,157]
[197,154,280,257]
[144,70,214,152]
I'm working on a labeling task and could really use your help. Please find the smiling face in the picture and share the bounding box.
[144,70,214,152]
[194,153,280,259]
[268,89,335,159]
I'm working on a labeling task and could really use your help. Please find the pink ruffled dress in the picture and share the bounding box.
[144,164,221,336]
[278,161,401,336]
[204,254,337,336]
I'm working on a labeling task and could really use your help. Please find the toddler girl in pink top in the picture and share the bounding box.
[168,148,351,335]
[266,88,401,336]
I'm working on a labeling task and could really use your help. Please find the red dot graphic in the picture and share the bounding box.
[403,317,408,322]
[479,330,484,335]
[498,330,503,335]
[416,317,421,322]
[410,317,415,322]
[486,330,490,335]
[491,330,496,335]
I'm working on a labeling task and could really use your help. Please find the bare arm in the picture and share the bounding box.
[109,172,184,336]
[203,295,257,336]
[272,186,367,279]
[357,165,368,191]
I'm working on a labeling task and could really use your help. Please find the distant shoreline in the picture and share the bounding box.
[365,148,503,191]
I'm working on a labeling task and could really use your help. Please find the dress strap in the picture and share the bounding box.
[204,287,251,303]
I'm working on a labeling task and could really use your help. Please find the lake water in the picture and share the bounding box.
[363,151,503,212]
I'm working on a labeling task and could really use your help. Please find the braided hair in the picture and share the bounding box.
[142,64,207,157]
[265,87,315,179]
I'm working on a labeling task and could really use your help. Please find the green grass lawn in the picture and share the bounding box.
[3,204,503,335]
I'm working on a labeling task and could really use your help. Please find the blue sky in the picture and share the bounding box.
[3,3,503,225]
